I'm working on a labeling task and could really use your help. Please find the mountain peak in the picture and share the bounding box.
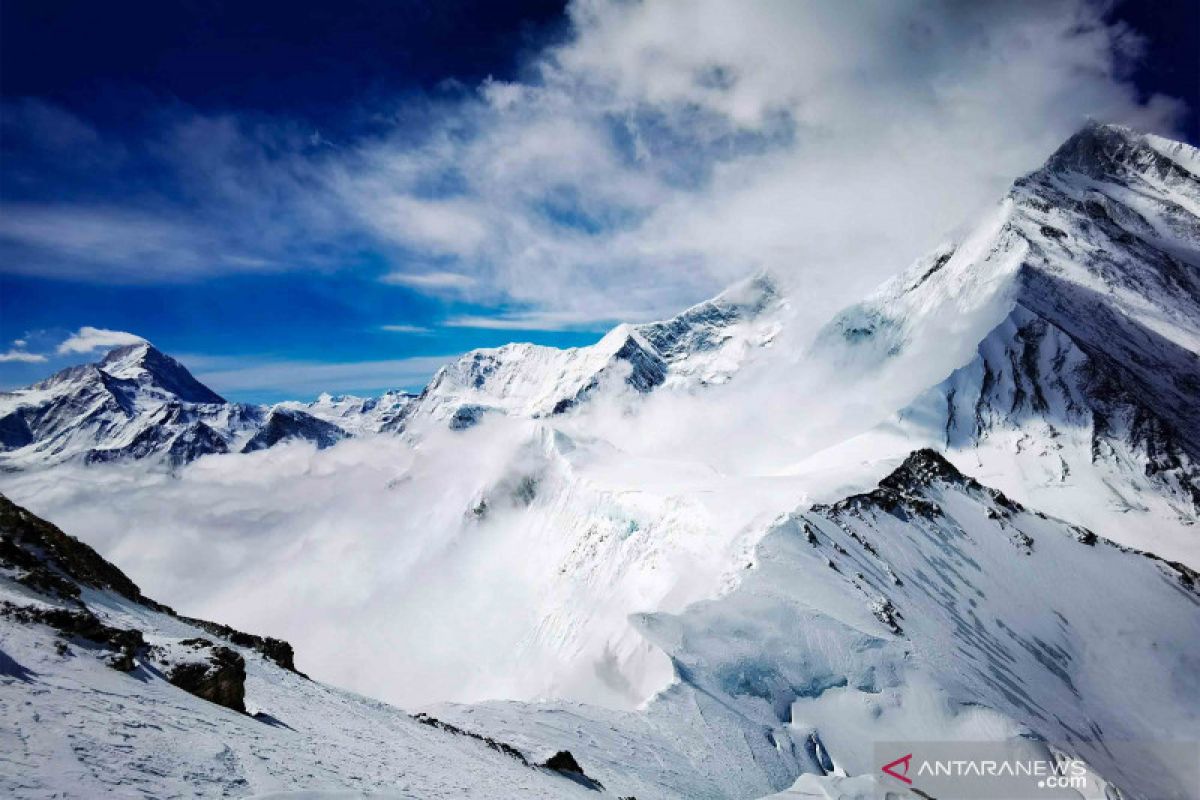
[98,342,226,405]
[1042,120,1197,182]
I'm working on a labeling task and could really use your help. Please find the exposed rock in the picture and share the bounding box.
[542,750,605,791]
[241,408,348,452]
[0,493,305,675]
[0,601,144,671]
[157,638,247,713]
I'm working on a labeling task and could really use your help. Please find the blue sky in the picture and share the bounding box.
[1,0,1197,402]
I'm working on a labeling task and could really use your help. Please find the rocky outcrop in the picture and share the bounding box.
[0,492,305,685]
[241,408,348,452]
[157,638,247,713]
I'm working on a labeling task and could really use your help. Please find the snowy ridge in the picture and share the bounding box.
[274,390,417,435]
[401,272,783,428]
[0,344,400,469]
[0,273,782,467]
[434,451,1200,800]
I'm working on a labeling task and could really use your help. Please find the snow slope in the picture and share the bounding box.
[433,451,1200,800]
[0,494,609,799]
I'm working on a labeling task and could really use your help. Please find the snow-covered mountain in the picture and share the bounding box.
[815,122,1200,564]
[274,390,417,434]
[434,450,1200,800]
[0,271,783,469]
[2,123,1199,799]
[4,452,1196,798]
[0,343,376,470]
[399,271,784,430]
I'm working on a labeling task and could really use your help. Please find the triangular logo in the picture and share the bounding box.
[881,753,914,785]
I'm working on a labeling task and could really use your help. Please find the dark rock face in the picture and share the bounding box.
[551,335,669,415]
[0,412,34,449]
[543,750,585,774]
[412,713,531,765]
[166,421,231,466]
[179,615,302,676]
[0,494,161,608]
[163,638,247,714]
[241,409,347,452]
[449,404,488,431]
[542,750,604,791]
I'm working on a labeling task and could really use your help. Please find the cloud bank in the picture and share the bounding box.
[0,0,1186,330]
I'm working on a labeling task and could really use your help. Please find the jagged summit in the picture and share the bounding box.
[1043,120,1200,182]
[99,342,226,405]
[405,270,785,425]
[0,342,360,469]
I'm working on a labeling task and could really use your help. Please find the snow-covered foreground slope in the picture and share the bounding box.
[0,494,613,799]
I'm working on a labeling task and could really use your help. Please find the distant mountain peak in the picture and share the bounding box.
[97,342,226,405]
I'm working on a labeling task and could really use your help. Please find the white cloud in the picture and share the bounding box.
[442,309,638,331]
[335,0,1186,323]
[56,327,146,355]
[0,350,47,363]
[379,271,478,291]
[0,1,1186,324]
[379,324,432,335]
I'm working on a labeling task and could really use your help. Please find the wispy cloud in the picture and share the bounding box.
[56,326,146,355]
[442,309,637,331]
[0,1,1185,326]
[0,350,47,363]
[379,324,432,334]
[380,271,478,291]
